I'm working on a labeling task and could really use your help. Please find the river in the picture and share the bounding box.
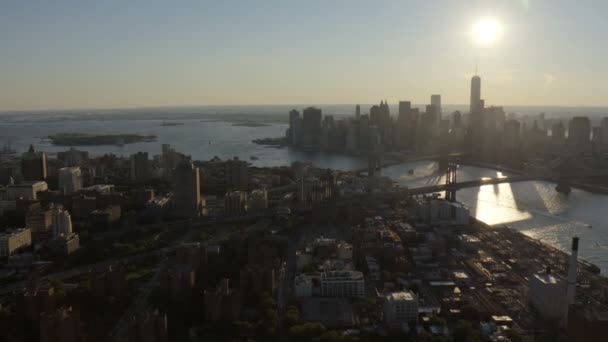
[1,116,607,273]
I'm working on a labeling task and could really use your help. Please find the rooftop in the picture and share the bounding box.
[387,291,416,302]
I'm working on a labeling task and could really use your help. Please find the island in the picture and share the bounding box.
[48,133,157,146]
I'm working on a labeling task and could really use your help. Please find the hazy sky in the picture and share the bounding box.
[1,0,607,111]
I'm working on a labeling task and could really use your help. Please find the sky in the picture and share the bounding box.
[1,0,607,111]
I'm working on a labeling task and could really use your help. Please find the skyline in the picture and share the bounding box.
[2,0,608,111]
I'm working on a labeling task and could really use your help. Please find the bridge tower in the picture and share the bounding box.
[445,162,458,202]
[553,155,573,195]
[438,144,450,171]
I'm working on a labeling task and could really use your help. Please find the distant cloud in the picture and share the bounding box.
[544,73,554,85]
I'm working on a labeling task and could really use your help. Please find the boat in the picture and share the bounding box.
[161,120,183,126]
[407,169,414,175]
[250,156,259,160]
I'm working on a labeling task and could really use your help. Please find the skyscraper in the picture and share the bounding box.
[567,117,591,147]
[431,94,442,120]
[302,107,322,147]
[173,160,201,217]
[470,75,481,115]
[21,145,47,181]
[398,101,412,123]
[355,104,361,119]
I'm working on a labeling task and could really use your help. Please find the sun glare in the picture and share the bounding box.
[472,17,502,46]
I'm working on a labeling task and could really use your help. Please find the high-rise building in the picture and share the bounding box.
[21,145,47,181]
[58,167,82,194]
[52,205,72,239]
[161,144,182,180]
[355,104,361,119]
[470,75,481,115]
[288,109,301,146]
[302,107,322,147]
[173,160,201,217]
[130,152,152,181]
[552,122,566,146]
[431,94,442,120]
[398,101,412,123]
[503,120,521,150]
[567,117,591,146]
[600,117,608,146]
[225,157,249,190]
[224,190,248,217]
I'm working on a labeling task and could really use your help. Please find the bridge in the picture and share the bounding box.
[353,152,462,176]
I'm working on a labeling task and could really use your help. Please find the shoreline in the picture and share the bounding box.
[471,218,603,276]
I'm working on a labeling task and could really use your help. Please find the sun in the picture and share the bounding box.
[472,17,502,46]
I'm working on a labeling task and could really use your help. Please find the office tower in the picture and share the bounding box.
[21,145,47,181]
[161,144,181,180]
[431,94,442,120]
[370,101,391,127]
[552,122,566,145]
[130,152,152,181]
[567,117,591,146]
[425,104,440,127]
[355,104,361,119]
[288,109,301,146]
[452,111,462,127]
[173,160,201,217]
[58,167,82,194]
[398,101,412,123]
[302,107,322,147]
[225,157,249,190]
[601,117,608,146]
[52,205,72,239]
[503,120,521,150]
[470,75,481,115]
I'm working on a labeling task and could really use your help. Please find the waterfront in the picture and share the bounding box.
[383,160,608,273]
[2,116,608,273]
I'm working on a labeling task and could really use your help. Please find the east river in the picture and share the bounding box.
[1,117,607,273]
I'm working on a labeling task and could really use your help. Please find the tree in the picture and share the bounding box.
[233,321,255,341]
[452,320,481,342]
[460,305,481,323]
[288,322,326,342]
[285,306,300,327]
